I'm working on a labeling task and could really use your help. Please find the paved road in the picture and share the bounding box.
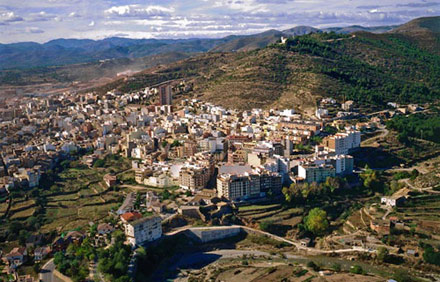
[40,259,63,282]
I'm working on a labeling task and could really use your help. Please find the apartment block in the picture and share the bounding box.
[298,164,336,183]
[125,216,162,246]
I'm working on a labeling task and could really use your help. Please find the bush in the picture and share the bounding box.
[306,261,320,271]
[93,159,105,168]
[377,247,389,262]
[304,208,329,236]
[423,245,440,266]
[350,265,364,274]
[331,263,341,272]
[259,220,274,232]
[393,269,415,282]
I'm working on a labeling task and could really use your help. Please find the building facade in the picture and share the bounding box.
[298,164,336,183]
[125,216,162,246]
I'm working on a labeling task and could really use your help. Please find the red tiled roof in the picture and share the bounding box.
[120,212,142,222]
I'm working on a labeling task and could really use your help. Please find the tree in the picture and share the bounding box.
[89,224,98,237]
[350,265,364,274]
[33,263,41,273]
[18,230,29,245]
[304,208,329,236]
[259,220,274,232]
[324,177,343,193]
[331,263,341,272]
[93,159,105,168]
[161,189,171,200]
[171,140,181,147]
[423,245,440,266]
[282,183,304,204]
[306,261,319,271]
[376,247,389,262]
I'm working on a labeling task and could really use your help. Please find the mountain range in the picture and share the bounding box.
[2,16,440,113]
[0,24,399,70]
[90,16,440,113]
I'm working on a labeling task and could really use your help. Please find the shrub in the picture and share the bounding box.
[350,265,364,274]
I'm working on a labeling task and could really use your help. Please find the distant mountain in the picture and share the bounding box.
[0,52,190,86]
[282,26,320,36]
[322,25,399,34]
[209,30,285,52]
[0,23,399,70]
[389,16,440,54]
[0,37,235,70]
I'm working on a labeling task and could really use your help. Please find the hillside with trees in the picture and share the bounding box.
[92,16,440,112]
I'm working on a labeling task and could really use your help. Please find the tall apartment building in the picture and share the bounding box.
[322,130,360,155]
[217,174,260,201]
[159,84,172,105]
[259,172,282,195]
[179,167,211,191]
[124,216,162,246]
[217,172,282,201]
[298,164,336,183]
[312,155,354,176]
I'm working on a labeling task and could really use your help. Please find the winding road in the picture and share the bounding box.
[39,259,63,282]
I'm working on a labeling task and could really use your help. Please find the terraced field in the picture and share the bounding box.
[238,204,304,237]
[396,194,440,234]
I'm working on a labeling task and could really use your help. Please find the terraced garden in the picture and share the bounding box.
[0,155,131,247]
[238,203,304,237]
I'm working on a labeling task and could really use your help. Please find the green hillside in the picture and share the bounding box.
[390,16,440,54]
[94,21,440,112]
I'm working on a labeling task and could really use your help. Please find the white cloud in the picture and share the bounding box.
[1,0,440,43]
[0,10,23,23]
[104,5,175,17]
[213,0,269,13]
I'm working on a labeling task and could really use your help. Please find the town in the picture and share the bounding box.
[1,80,439,282]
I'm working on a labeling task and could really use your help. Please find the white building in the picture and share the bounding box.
[298,164,336,183]
[323,130,361,155]
[312,155,354,176]
[125,216,162,246]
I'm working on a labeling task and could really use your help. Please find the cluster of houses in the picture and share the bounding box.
[0,80,373,280]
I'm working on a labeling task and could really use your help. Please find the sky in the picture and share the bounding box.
[0,0,439,43]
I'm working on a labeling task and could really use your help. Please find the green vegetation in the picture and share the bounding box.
[98,231,132,282]
[393,170,419,181]
[259,220,275,232]
[304,208,329,236]
[376,247,389,263]
[282,32,440,106]
[282,177,346,205]
[350,265,365,274]
[86,18,440,111]
[54,238,96,282]
[238,204,281,212]
[387,113,440,144]
[306,261,320,271]
[422,244,440,266]
[360,166,386,194]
